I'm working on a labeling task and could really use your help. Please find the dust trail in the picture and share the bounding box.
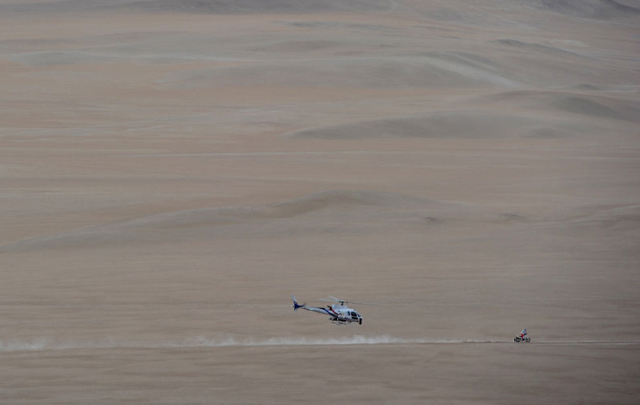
[0,336,495,352]
[172,336,502,347]
[0,338,52,352]
[0,337,120,352]
[2,337,638,352]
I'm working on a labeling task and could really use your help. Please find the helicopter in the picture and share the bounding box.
[292,295,363,325]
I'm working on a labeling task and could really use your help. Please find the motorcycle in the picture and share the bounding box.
[514,335,531,343]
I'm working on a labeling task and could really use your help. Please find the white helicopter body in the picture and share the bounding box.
[292,295,363,325]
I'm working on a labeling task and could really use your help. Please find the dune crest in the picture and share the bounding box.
[0,191,443,252]
[474,90,640,123]
[523,0,640,20]
[287,111,600,140]
[0,0,392,15]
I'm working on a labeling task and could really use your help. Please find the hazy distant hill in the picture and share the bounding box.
[0,0,392,15]
[507,0,640,19]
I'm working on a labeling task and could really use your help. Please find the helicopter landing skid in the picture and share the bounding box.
[331,320,351,326]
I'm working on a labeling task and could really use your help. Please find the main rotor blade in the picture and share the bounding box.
[318,298,339,303]
[317,296,378,306]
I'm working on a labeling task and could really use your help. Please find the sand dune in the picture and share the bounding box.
[10,50,111,67]
[493,39,584,58]
[0,0,392,15]
[152,33,630,91]
[474,90,640,122]
[260,189,432,216]
[564,204,640,232]
[552,95,640,122]
[161,53,518,90]
[515,0,640,19]
[1,0,639,404]
[0,190,463,252]
[9,184,619,254]
[287,110,603,140]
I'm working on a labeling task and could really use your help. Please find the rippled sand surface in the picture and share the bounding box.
[1,0,639,403]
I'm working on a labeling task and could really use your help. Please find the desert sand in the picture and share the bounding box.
[1,0,639,403]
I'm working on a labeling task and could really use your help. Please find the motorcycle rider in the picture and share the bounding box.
[520,329,528,339]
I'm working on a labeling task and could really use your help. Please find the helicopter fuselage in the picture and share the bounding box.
[292,296,363,325]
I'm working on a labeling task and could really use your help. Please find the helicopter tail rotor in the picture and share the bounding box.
[292,295,306,311]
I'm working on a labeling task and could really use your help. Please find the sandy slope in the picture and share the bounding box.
[0,0,639,404]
